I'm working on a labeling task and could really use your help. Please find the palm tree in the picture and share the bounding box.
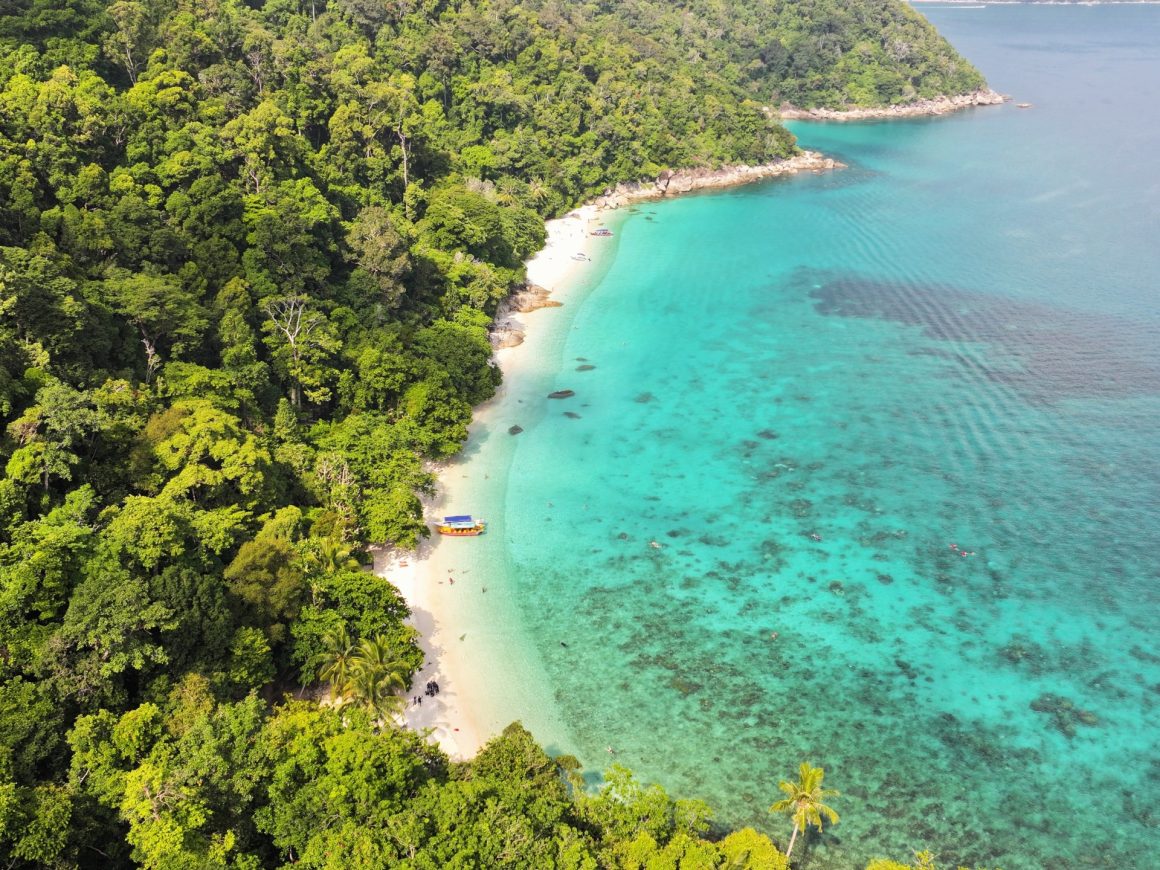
[305,536,361,576]
[348,635,409,724]
[313,625,357,700]
[769,762,840,861]
[527,178,551,206]
[348,663,407,721]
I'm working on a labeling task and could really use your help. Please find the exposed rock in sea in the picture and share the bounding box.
[778,89,1006,122]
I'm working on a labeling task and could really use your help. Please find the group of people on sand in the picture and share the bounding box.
[412,680,441,707]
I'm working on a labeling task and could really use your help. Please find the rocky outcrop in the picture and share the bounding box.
[490,284,564,349]
[591,151,844,209]
[778,89,1006,122]
[507,284,563,314]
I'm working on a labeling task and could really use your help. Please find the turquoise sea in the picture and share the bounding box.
[452,6,1160,867]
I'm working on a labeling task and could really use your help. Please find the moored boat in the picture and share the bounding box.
[435,515,487,536]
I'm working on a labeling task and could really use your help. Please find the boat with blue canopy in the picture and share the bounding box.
[435,515,487,536]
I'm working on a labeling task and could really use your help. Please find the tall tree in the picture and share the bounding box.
[262,295,339,408]
[104,272,208,383]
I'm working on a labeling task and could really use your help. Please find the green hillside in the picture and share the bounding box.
[0,1,985,866]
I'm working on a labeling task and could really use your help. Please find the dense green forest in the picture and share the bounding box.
[0,0,985,866]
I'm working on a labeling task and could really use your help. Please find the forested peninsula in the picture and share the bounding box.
[1,1,987,866]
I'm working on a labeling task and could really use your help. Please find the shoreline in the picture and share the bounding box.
[779,88,1006,121]
[375,542,486,760]
[378,153,843,762]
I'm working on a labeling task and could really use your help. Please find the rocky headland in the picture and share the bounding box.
[591,151,844,209]
[779,88,1006,122]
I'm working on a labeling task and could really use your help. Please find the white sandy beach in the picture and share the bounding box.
[524,204,602,294]
[377,205,604,761]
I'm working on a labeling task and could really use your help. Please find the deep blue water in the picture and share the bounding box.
[463,6,1160,867]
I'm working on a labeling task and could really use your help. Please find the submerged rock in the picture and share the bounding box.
[790,498,814,518]
[508,425,524,435]
[669,677,702,696]
[548,389,575,399]
[1030,692,1099,737]
[576,364,596,371]
[563,411,581,419]
[1001,642,1030,664]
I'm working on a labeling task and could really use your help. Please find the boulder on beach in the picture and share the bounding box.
[511,284,563,313]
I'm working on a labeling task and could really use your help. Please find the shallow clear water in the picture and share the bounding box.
[466,6,1160,867]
